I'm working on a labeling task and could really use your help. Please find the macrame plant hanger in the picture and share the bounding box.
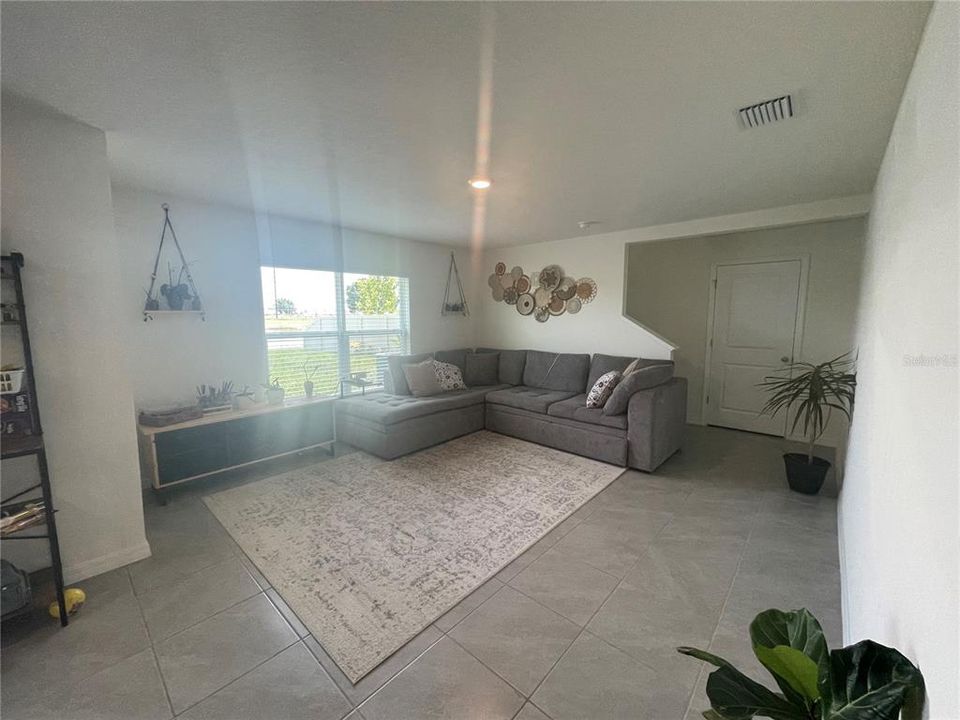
[441,252,469,316]
[143,203,204,321]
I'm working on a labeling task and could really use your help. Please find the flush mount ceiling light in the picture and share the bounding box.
[578,220,601,230]
[468,177,492,189]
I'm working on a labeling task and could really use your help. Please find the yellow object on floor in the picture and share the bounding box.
[48,588,86,619]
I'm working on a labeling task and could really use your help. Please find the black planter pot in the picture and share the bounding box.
[783,453,830,495]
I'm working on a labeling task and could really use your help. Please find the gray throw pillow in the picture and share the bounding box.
[402,359,443,397]
[387,352,433,394]
[465,352,499,387]
[602,363,674,415]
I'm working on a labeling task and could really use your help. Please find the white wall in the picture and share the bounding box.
[625,218,865,443]
[112,187,268,409]
[473,195,870,363]
[111,186,474,411]
[839,4,959,718]
[1,95,150,581]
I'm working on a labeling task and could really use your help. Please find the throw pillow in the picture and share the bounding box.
[622,358,641,377]
[387,352,433,394]
[434,360,467,391]
[402,359,443,397]
[586,370,622,408]
[464,352,500,387]
[602,363,674,415]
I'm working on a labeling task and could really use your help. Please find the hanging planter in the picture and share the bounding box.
[441,252,469,316]
[143,204,205,321]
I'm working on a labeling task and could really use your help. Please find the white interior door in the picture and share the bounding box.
[705,259,803,435]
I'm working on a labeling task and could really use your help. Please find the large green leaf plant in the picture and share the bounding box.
[678,609,925,720]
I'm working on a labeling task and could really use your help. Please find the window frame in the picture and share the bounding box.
[261,266,410,397]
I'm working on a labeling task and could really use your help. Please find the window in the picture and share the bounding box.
[261,267,410,398]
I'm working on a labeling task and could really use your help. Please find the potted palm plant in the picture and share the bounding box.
[759,353,856,495]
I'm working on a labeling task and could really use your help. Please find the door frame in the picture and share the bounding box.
[700,254,810,437]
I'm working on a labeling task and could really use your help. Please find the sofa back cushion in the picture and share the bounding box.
[403,359,443,397]
[523,350,590,392]
[386,352,434,395]
[464,352,500,387]
[475,347,527,386]
[587,354,638,392]
[434,348,471,374]
[602,362,674,415]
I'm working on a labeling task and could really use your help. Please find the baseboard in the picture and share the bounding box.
[63,540,152,585]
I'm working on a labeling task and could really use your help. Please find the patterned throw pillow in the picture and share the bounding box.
[434,361,467,391]
[586,370,622,408]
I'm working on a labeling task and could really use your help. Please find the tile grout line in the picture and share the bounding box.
[518,507,678,707]
[350,632,447,716]
[131,568,178,719]
[142,580,265,646]
[679,497,766,719]
[171,636,302,717]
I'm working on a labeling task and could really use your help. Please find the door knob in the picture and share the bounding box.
[780,356,791,363]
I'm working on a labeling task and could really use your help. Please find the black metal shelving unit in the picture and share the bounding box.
[1,252,68,626]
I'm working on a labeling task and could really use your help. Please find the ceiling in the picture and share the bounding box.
[1,2,929,247]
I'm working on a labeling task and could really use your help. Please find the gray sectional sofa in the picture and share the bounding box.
[334,348,687,471]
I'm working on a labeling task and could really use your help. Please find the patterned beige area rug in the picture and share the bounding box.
[203,431,623,682]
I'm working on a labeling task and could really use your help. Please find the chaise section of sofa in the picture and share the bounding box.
[336,382,507,459]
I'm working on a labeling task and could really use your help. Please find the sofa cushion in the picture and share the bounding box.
[386,352,434,395]
[465,352,499,387]
[434,361,467,391]
[522,351,590,392]
[546,394,629,430]
[587,354,638,391]
[434,348,471,373]
[586,370,622,408]
[603,362,674,415]
[485,385,578,414]
[403,359,443,397]
[337,386,506,426]
[476,347,527,385]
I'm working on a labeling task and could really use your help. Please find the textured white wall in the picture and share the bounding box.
[473,195,870,362]
[626,218,866,441]
[1,96,150,581]
[839,4,959,717]
[112,186,475,411]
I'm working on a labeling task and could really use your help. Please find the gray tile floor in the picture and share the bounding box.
[1,426,842,720]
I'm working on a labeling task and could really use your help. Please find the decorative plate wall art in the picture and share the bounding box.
[488,263,597,322]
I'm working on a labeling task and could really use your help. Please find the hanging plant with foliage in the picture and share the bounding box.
[678,608,925,720]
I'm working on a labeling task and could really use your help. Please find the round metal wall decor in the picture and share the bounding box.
[516,293,535,315]
[488,262,597,321]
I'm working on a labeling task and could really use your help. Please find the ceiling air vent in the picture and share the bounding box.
[738,95,793,129]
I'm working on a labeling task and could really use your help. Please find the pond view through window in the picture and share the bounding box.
[261,267,410,398]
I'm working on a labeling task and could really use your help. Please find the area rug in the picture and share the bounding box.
[203,431,622,682]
